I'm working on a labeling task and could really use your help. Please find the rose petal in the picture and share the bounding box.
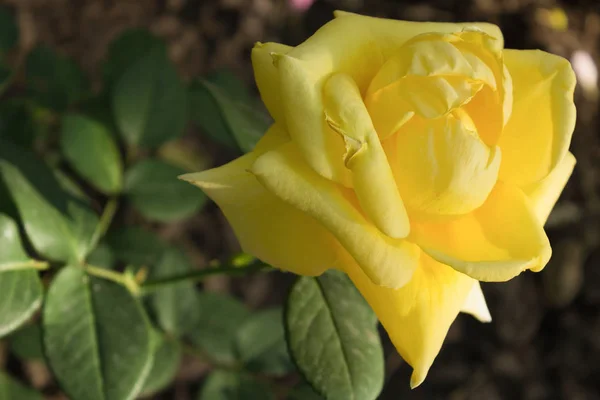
[180,125,340,276]
[251,141,420,289]
[523,151,576,224]
[412,181,552,281]
[344,250,475,388]
[323,73,410,238]
[251,42,292,125]
[498,49,576,186]
[460,282,492,322]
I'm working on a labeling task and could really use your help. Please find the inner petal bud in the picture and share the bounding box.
[385,114,501,218]
[364,34,497,139]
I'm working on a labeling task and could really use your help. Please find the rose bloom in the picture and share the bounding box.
[183,11,576,387]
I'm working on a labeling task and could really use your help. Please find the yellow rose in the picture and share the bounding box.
[183,11,576,388]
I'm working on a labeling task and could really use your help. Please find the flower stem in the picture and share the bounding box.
[0,260,50,273]
[90,197,118,249]
[141,263,272,294]
[84,264,140,295]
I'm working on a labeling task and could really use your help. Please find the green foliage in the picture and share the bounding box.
[0,155,98,263]
[112,43,187,148]
[198,370,274,400]
[188,292,251,364]
[236,307,294,376]
[43,266,153,400]
[124,159,206,222]
[288,383,325,400]
[0,21,386,400]
[189,71,271,152]
[148,248,200,337]
[140,330,182,396]
[60,114,123,194]
[0,373,43,400]
[103,29,165,88]
[8,323,44,360]
[105,226,168,266]
[0,6,18,58]
[26,45,89,111]
[285,271,384,400]
[0,214,43,337]
[0,100,36,147]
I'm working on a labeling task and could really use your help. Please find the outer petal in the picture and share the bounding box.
[460,282,492,322]
[498,49,576,186]
[251,141,420,289]
[251,42,292,125]
[277,13,502,185]
[411,181,552,281]
[343,250,475,388]
[180,125,341,276]
[523,151,576,224]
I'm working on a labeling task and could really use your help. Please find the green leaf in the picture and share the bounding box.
[26,45,89,111]
[0,149,98,262]
[43,266,153,400]
[60,114,123,194]
[189,76,270,152]
[0,373,43,400]
[0,6,18,57]
[288,383,324,400]
[0,100,36,148]
[0,63,12,98]
[188,292,251,364]
[8,323,44,361]
[124,159,206,222]
[149,248,199,337]
[0,270,42,338]
[198,370,274,400]
[140,330,182,396]
[236,308,294,376]
[0,214,43,337]
[112,45,187,148]
[86,242,115,270]
[105,226,168,266]
[285,271,384,400]
[103,29,165,88]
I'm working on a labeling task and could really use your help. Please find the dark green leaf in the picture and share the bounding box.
[0,149,98,262]
[140,330,182,396]
[236,308,294,376]
[112,45,187,148]
[0,214,43,337]
[189,77,270,152]
[0,63,12,95]
[8,323,44,360]
[60,114,123,194]
[124,159,206,222]
[86,242,115,270]
[0,373,43,400]
[26,45,89,111]
[103,29,165,88]
[0,271,42,338]
[0,100,36,148]
[285,271,384,400]
[288,383,324,400]
[198,370,273,400]
[0,6,18,57]
[43,266,153,400]
[149,248,199,337]
[52,168,90,204]
[189,292,250,364]
[105,226,168,266]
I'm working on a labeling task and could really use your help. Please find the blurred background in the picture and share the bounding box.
[0,0,599,399]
